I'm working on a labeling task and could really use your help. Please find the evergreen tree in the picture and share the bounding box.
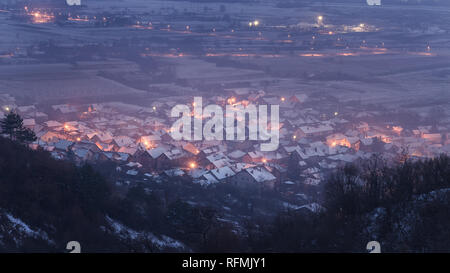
[17,127,37,144]
[0,111,36,144]
[1,111,22,139]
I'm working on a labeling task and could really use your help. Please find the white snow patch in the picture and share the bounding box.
[5,213,54,245]
[105,216,187,250]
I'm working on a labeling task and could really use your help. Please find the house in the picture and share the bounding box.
[44,120,63,128]
[204,152,231,169]
[210,166,236,182]
[114,152,130,162]
[242,151,265,163]
[54,139,74,152]
[72,141,102,153]
[23,118,36,129]
[40,131,64,143]
[88,132,114,144]
[182,142,200,155]
[422,133,442,144]
[135,146,167,170]
[199,172,220,185]
[164,148,190,167]
[231,167,276,189]
[118,146,138,156]
[228,150,246,160]
[264,163,287,186]
[112,135,134,148]
[95,142,116,152]
[297,124,334,137]
[210,158,233,169]
[326,133,351,148]
[187,168,208,180]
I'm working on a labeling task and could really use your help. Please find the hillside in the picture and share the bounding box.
[0,137,188,252]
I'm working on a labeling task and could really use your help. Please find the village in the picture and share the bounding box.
[1,89,449,204]
[0,0,447,212]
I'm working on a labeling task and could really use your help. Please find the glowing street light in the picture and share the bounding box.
[227,97,236,105]
[189,162,197,169]
[317,15,323,25]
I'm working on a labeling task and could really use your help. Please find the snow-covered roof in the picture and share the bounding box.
[126,170,139,176]
[206,152,228,163]
[146,147,167,159]
[201,173,219,184]
[211,166,236,180]
[23,118,36,127]
[182,142,199,155]
[164,168,185,177]
[299,124,333,135]
[228,150,246,159]
[54,139,73,151]
[113,135,134,147]
[118,146,137,155]
[44,120,63,127]
[211,158,232,169]
[245,167,276,183]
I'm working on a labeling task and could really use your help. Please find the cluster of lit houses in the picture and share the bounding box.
[1,90,449,192]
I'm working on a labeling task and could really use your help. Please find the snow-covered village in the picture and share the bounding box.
[0,0,450,254]
[2,88,449,196]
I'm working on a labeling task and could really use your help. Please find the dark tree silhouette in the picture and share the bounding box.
[17,127,37,144]
[1,111,23,140]
[0,111,36,144]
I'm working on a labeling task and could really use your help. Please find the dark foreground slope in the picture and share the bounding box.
[255,155,450,252]
[0,137,188,252]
